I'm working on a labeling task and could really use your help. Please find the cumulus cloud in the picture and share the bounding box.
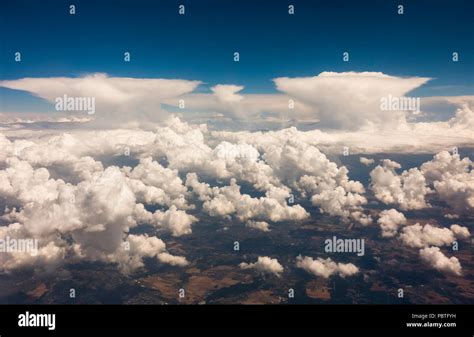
[1,115,376,229]
[0,154,192,273]
[1,113,472,278]
[158,120,367,221]
[360,157,375,166]
[121,234,188,273]
[377,209,407,238]
[296,255,359,278]
[399,223,456,248]
[450,224,471,240]
[419,151,474,214]
[151,206,198,237]
[246,220,270,232]
[419,247,462,276]
[125,157,190,208]
[186,174,308,222]
[368,151,474,217]
[420,151,471,183]
[208,131,371,225]
[156,252,189,267]
[212,84,244,103]
[258,138,369,223]
[0,222,66,273]
[239,256,284,277]
[370,160,431,210]
[433,173,474,214]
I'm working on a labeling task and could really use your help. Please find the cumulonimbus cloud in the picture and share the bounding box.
[3,72,474,152]
[274,71,431,130]
[0,73,201,128]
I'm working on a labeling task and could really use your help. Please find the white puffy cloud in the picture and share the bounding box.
[432,171,474,214]
[366,150,474,217]
[150,205,197,237]
[360,157,375,166]
[212,84,244,103]
[209,132,371,223]
[419,247,462,276]
[311,186,369,222]
[123,234,186,272]
[125,157,190,208]
[246,220,270,232]
[0,155,192,273]
[133,203,198,238]
[450,224,470,240]
[420,151,474,214]
[420,151,471,183]
[377,209,407,238]
[2,115,373,228]
[89,234,188,274]
[349,211,373,226]
[370,160,431,210]
[296,255,359,278]
[259,138,368,223]
[0,223,66,273]
[0,134,15,162]
[399,223,455,248]
[186,174,308,222]
[156,252,189,267]
[0,157,66,206]
[1,112,473,279]
[381,159,401,170]
[239,256,284,277]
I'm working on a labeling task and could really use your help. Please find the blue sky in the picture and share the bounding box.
[1,0,473,112]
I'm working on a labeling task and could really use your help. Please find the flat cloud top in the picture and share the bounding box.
[0,73,201,128]
[273,71,431,129]
[3,71,472,154]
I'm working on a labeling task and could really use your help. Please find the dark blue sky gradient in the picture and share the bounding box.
[1,0,473,112]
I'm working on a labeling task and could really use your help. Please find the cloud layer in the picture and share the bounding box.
[0,74,472,280]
